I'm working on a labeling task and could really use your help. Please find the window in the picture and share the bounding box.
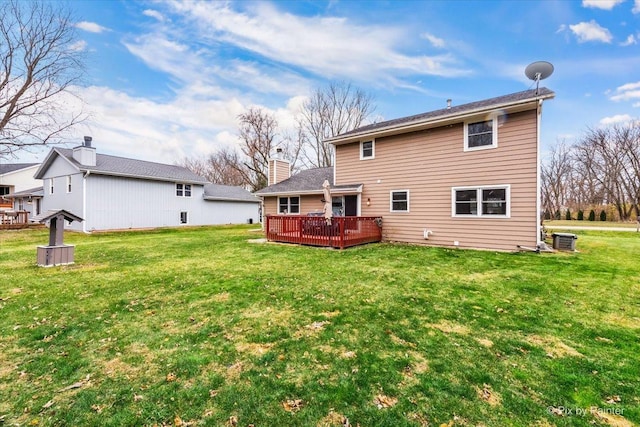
[176,183,192,197]
[278,196,300,214]
[452,185,510,218]
[360,140,375,160]
[180,211,188,224]
[66,176,72,193]
[49,178,54,195]
[0,186,9,196]
[390,190,409,212]
[464,117,498,151]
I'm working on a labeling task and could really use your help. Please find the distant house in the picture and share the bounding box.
[34,138,259,232]
[257,88,555,251]
[0,163,41,211]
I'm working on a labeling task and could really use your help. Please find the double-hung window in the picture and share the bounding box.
[49,178,54,195]
[278,196,300,214]
[360,140,375,160]
[390,190,409,212]
[176,183,192,197]
[66,176,72,193]
[180,211,188,224]
[452,185,510,218]
[464,117,498,151]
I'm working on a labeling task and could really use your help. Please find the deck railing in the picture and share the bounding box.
[265,215,382,249]
[0,211,30,229]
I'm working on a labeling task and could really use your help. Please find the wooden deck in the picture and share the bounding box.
[0,211,33,230]
[265,215,382,249]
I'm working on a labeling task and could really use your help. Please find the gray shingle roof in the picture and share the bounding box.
[0,163,38,175]
[203,184,259,203]
[328,87,555,143]
[255,167,361,195]
[55,148,208,184]
[5,186,43,198]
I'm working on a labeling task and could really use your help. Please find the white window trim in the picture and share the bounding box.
[176,183,192,198]
[49,178,54,195]
[451,184,511,218]
[389,189,410,213]
[278,196,300,215]
[66,176,72,193]
[360,139,375,160]
[463,117,498,152]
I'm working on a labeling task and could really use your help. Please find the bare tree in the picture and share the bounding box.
[573,124,640,221]
[296,81,374,168]
[180,148,246,187]
[541,141,573,216]
[0,0,85,159]
[236,107,280,191]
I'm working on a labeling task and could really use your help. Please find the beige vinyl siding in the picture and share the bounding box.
[268,159,291,185]
[335,109,539,251]
[262,195,325,217]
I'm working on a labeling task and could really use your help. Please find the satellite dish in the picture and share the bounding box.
[525,61,554,94]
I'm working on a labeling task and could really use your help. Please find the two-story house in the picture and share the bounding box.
[34,138,260,232]
[256,88,555,251]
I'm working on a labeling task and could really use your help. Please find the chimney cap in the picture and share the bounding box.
[83,136,93,147]
[446,99,452,109]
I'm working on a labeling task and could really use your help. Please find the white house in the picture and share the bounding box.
[0,163,42,212]
[34,138,260,232]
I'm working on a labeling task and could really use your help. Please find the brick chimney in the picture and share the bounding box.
[268,148,290,186]
[72,136,96,166]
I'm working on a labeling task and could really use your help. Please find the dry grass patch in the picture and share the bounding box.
[591,408,635,427]
[604,312,640,329]
[235,342,273,356]
[476,338,494,348]
[211,292,230,303]
[389,333,416,348]
[476,384,501,407]
[526,335,583,358]
[294,320,330,338]
[317,410,350,426]
[426,321,470,335]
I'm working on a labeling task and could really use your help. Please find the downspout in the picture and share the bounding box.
[536,99,543,246]
[82,170,90,233]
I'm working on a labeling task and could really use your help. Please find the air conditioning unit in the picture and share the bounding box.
[552,233,577,251]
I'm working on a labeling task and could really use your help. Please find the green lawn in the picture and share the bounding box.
[1,226,638,426]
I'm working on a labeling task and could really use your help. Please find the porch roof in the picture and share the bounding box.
[4,186,44,199]
[255,167,361,196]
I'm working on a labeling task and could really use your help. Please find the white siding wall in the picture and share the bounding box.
[84,175,203,231]
[40,157,84,229]
[199,200,260,225]
[0,165,41,192]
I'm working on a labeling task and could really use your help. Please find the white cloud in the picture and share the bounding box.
[569,20,613,43]
[75,21,108,33]
[634,0,640,13]
[69,40,87,52]
[582,0,624,10]
[620,34,637,45]
[143,9,165,22]
[164,1,470,85]
[609,81,640,101]
[600,114,634,125]
[421,33,446,48]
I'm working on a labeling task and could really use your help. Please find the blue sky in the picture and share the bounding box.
[17,0,640,164]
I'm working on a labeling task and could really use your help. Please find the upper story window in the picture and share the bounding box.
[278,196,300,214]
[360,140,375,160]
[49,178,54,195]
[464,117,498,151]
[66,176,72,193]
[390,190,409,212]
[452,185,510,218]
[0,186,10,196]
[176,183,192,197]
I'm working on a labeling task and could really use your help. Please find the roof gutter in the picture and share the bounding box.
[327,93,555,146]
